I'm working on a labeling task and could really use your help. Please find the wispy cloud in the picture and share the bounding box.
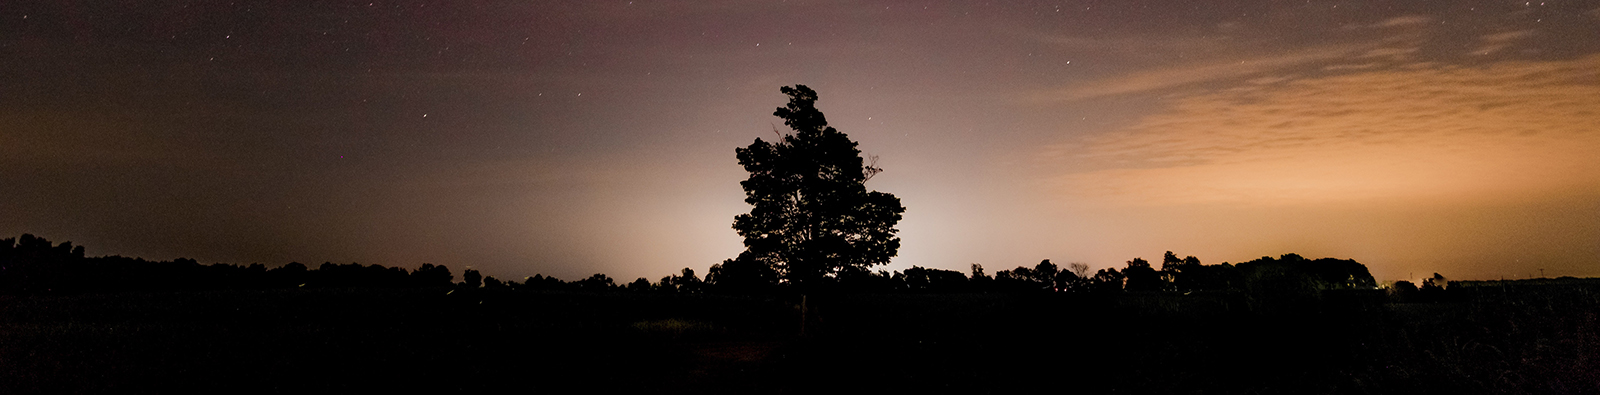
[1359,47,1420,60]
[1039,54,1600,206]
[1043,44,1366,101]
[1341,15,1434,30]
[1471,30,1535,55]
[1322,63,1380,71]
[1378,15,1434,27]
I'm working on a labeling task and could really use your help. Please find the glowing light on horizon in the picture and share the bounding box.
[1041,55,1600,208]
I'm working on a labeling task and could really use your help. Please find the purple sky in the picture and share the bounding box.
[4,0,1598,283]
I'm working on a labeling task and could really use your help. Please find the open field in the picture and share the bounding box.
[2,285,1596,394]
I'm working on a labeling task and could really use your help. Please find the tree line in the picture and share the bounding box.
[2,233,1377,297]
[706,250,1378,295]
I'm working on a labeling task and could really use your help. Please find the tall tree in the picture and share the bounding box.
[733,85,906,288]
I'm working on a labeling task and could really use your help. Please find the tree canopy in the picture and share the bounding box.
[732,85,906,288]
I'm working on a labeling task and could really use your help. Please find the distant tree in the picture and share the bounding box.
[1160,251,1182,291]
[995,266,1032,282]
[656,268,704,293]
[1059,262,1092,292]
[627,277,652,291]
[483,276,505,289]
[902,266,968,292]
[1389,280,1419,302]
[1161,251,1183,272]
[269,262,310,287]
[1183,261,1240,292]
[1160,251,1208,292]
[1424,273,1448,290]
[835,265,904,292]
[462,269,483,288]
[1417,273,1450,302]
[968,263,992,290]
[1067,262,1090,279]
[1122,258,1162,292]
[1232,254,1377,311]
[990,260,1069,292]
[675,268,704,293]
[1235,254,1377,291]
[1032,260,1060,288]
[523,274,566,291]
[707,252,780,293]
[0,234,85,293]
[575,273,615,291]
[995,265,1040,292]
[1092,268,1125,293]
[733,85,906,288]
[411,263,454,287]
[970,263,990,281]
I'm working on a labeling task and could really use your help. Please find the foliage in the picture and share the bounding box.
[6,233,1397,305]
[0,234,463,293]
[461,269,483,288]
[1122,257,1162,292]
[656,268,703,293]
[1092,268,1125,293]
[901,266,968,292]
[706,252,780,294]
[732,85,906,288]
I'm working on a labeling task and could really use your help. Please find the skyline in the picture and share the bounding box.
[4,0,1599,282]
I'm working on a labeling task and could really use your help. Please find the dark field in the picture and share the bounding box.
[3,285,1596,394]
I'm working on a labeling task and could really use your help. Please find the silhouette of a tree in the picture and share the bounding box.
[707,252,780,293]
[575,273,615,290]
[968,263,992,290]
[1092,268,1125,293]
[658,268,703,293]
[411,263,453,287]
[1122,258,1161,292]
[733,85,906,288]
[902,266,967,292]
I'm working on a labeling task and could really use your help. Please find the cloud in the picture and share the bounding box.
[1045,45,1364,101]
[1481,30,1536,42]
[1359,47,1419,60]
[1342,15,1434,30]
[1322,63,1380,71]
[1471,30,1535,55]
[1032,34,1227,53]
[1379,15,1433,27]
[1040,54,1600,207]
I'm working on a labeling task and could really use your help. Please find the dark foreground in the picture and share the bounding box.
[2,285,1596,394]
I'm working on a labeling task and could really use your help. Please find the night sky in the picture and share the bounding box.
[4,1,1598,283]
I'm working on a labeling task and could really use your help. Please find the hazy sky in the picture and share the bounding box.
[4,0,1598,283]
